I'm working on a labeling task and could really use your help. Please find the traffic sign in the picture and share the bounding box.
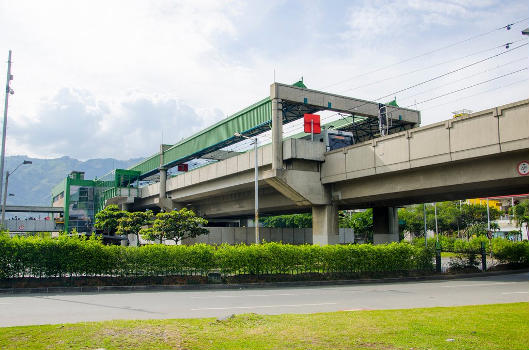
[517,161,529,176]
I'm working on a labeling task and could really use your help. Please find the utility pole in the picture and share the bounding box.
[0,50,14,211]
[423,203,428,248]
[434,202,439,242]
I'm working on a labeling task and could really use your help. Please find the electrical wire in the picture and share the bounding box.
[404,67,528,108]
[321,17,529,89]
[374,42,528,102]
[397,56,528,103]
[420,78,529,112]
[337,39,528,94]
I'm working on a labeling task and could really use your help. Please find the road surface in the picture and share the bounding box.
[1,272,527,327]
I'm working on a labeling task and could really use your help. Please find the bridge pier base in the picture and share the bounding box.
[312,204,339,245]
[373,207,399,244]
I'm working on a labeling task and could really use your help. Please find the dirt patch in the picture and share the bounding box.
[99,324,182,349]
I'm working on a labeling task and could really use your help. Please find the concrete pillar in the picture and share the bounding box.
[120,202,132,211]
[159,167,167,201]
[312,204,339,245]
[373,207,399,244]
[271,97,283,170]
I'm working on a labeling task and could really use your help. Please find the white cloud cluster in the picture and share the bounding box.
[8,88,216,160]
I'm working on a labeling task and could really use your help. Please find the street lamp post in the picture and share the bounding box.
[234,132,259,244]
[1,160,31,229]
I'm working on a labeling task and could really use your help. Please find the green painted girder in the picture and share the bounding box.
[128,97,274,179]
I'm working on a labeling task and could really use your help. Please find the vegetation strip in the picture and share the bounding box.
[0,303,527,349]
[2,268,529,294]
[0,235,434,280]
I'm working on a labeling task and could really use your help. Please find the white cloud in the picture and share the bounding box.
[8,88,216,160]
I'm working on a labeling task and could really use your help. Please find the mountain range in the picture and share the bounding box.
[4,155,142,206]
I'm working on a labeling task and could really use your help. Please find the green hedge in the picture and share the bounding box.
[411,236,529,265]
[491,239,529,265]
[0,235,433,279]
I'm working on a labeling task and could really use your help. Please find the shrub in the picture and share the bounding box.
[0,235,435,279]
[491,239,529,265]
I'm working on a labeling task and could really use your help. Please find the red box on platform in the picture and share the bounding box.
[304,114,321,134]
[177,164,188,172]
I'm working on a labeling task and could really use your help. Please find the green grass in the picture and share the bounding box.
[1,303,528,349]
[441,251,459,257]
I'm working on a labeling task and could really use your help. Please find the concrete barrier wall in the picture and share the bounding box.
[322,98,529,184]
[182,227,354,245]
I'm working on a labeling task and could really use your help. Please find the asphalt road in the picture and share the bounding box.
[1,272,528,327]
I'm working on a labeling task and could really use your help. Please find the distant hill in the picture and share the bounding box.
[4,155,142,206]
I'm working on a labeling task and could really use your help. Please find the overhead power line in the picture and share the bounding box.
[321,17,529,89]
[420,78,529,112]
[398,56,528,102]
[374,42,528,102]
[405,67,528,107]
[338,38,528,94]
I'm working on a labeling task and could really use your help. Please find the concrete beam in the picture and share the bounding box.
[271,82,420,124]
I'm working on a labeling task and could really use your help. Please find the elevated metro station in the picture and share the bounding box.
[51,81,420,242]
[50,80,529,244]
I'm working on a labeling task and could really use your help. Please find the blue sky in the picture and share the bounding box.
[0,0,528,160]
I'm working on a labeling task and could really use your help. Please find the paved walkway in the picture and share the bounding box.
[1,272,527,327]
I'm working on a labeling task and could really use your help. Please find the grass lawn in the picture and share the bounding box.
[1,303,527,350]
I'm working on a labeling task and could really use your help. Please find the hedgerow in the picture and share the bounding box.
[0,235,435,279]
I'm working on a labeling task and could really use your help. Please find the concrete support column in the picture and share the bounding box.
[159,167,167,200]
[312,204,339,245]
[271,97,283,170]
[373,207,399,244]
[158,167,170,211]
[120,202,132,211]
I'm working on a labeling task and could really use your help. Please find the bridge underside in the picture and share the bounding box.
[332,151,529,209]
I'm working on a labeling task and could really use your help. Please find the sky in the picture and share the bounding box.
[0,0,528,160]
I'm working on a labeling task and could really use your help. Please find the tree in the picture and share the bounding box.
[512,200,529,231]
[398,201,501,239]
[459,203,500,239]
[144,208,208,244]
[117,210,153,246]
[262,213,312,228]
[340,209,373,243]
[94,205,128,235]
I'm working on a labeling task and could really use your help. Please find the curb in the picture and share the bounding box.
[1,268,528,295]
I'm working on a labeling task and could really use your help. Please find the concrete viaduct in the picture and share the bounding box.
[111,84,529,244]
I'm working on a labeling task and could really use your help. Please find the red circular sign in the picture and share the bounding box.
[517,161,529,176]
